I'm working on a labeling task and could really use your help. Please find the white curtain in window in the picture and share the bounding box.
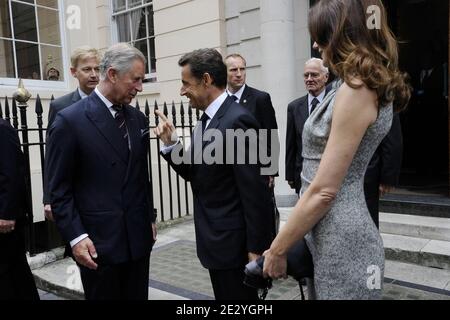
[116,13,130,42]
[130,9,143,41]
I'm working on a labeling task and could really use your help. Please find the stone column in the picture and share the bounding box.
[260,0,297,203]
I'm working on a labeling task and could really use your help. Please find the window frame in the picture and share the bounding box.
[0,0,69,90]
[110,0,156,82]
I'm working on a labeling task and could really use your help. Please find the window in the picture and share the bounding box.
[0,0,64,82]
[112,0,156,82]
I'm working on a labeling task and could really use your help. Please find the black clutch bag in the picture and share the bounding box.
[286,238,314,280]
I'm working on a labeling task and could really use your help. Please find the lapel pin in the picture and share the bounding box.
[243,99,247,104]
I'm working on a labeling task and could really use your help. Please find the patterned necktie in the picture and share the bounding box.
[310,97,319,115]
[112,104,128,141]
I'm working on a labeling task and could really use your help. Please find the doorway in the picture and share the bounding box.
[384,0,449,196]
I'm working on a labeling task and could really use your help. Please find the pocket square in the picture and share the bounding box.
[141,128,150,137]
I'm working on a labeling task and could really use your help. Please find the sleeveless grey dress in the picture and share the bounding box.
[301,80,392,299]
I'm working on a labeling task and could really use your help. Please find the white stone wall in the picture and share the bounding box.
[0,0,314,222]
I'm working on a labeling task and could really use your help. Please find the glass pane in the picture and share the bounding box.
[136,10,146,40]
[41,45,63,81]
[116,13,131,42]
[15,41,40,79]
[134,39,148,73]
[113,0,126,13]
[38,7,61,45]
[36,0,58,9]
[147,5,154,36]
[20,0,35,3]
[144,0,152,3]
[129,0,142,9]
[0,39,15,78]
[149,37,156,73]
[0,1,12,38]
[12,2,38,42]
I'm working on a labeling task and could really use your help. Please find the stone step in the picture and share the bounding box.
[382,233,450,270]
[384,260,450,291]
[380,193,450,218]
[380,212,450,242]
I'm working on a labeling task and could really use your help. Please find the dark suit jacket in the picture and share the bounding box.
[163,96,274,270]
[48,89,82,128]
[285,86,331,193]
[240,85,279,176]
[43,89,82,204]
[364,114,403,227]
[0,119,28,225]
[46,92,155,265]
[0,119,29,260]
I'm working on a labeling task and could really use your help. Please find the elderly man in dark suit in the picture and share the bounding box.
[46,43,156,300]
[286,58,330,194]
[0,119,39,300]
[44,47,101,221]
[155,48,273,300]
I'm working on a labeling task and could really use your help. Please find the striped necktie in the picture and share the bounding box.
[112,104,128,141]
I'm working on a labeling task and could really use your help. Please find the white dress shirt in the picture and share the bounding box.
[308,89,326,115]
[226,84,246,103]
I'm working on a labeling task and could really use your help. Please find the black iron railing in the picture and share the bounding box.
[0,94,198,254]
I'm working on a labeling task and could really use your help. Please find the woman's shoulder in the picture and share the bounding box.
[334,80,378,123]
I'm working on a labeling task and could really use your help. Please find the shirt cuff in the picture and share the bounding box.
[160,139,180,154]
[70,233,89,248]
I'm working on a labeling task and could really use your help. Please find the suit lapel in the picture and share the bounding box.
[192,96,233,162]
[72,89,82,104]
[85,92,129,164]
[240,85,252,107]
[300,96,309,121]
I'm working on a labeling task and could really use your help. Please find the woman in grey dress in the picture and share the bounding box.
[263,0,411,299]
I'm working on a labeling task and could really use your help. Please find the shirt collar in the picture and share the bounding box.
[78,88,89,99]
[94,87,116,117]
[204,91,228,120]
[308,88,326,106]
[226,84,246,101]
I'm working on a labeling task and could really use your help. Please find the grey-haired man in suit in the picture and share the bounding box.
[286,58,330,194]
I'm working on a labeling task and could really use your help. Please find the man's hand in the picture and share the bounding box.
[152,222,157,242]
[44,204,54,221]
[0,219,16,234]
[248,252,260,262]
[268,176,275,189]
[72,238,98,270]
[379,184,394,197]
[154,110,178,146]
[288,181,295,189]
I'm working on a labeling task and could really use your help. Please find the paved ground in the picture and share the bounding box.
[33,210,450,300]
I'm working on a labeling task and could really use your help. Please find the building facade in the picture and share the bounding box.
[0,0,448,225]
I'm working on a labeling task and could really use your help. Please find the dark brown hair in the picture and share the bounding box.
[308,0,411,112]
[178,48,227,89]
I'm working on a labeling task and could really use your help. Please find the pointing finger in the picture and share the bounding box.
[155,110,169,122]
